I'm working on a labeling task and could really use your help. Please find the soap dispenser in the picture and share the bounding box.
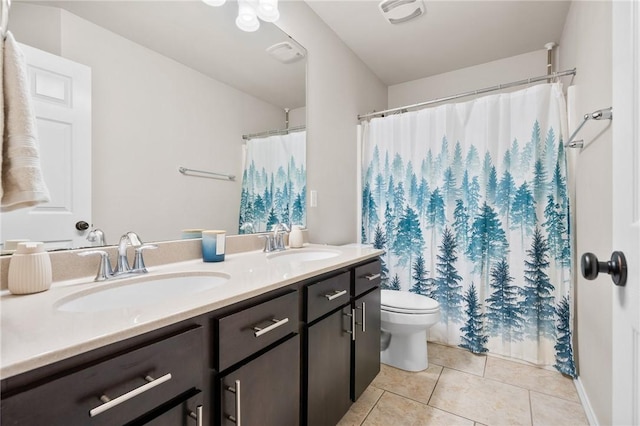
[8,242,52,295]
[289,225,304,248]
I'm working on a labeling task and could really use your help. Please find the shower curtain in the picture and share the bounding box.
[239,131,306,233]
[361,83,576,376]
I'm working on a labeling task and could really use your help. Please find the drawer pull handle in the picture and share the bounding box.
[356,301,367,332]
[344,309,356,341]
[324,289,347,301]
[89,373,172,417]
[364,273,381,281]
[188,405,204,426]
[253,317,289,337]
[226,380,241,425]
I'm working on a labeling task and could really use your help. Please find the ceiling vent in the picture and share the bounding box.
[266,40,306,64]
[378,0,425,24]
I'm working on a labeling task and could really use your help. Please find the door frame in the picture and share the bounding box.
[611,1,640,425]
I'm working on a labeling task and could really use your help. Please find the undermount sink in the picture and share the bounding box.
[266,248,341,262]
[55,273,230,313]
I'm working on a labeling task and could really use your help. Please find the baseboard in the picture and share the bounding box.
[574,376,600,426]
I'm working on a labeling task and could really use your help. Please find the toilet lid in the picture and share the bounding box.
[381,290,440,314]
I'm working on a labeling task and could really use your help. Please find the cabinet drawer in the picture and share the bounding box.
[217,291,298,371]
[305,272,350,323]
[353,260,381,297]
[1,326,203,426]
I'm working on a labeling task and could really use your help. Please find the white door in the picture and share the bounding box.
[1,44,91,250]
[612,1,640,425]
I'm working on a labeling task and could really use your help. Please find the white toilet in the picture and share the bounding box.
[380,290,441,372]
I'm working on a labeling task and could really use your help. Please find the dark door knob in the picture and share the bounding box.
[581,251,627,286]
[75,221,90,231]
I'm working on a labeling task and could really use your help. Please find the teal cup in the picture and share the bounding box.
[202,230,225,262]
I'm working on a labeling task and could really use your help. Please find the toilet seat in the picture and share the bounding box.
[381,290,440,314]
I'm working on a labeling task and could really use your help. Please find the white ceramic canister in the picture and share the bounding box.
[289,225,304,248]
[8,242,52,295]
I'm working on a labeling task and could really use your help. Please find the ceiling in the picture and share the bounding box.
[23,0,307,109]
[19,1,571,107]
[307,0,572,85]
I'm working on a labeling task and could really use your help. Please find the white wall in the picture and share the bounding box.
[558,2,613,424]
[389,49,548,108]
[12,3,285,243]
[277,1,388,245]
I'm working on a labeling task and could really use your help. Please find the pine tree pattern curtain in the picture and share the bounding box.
[361,83,576,376]
[239,131,306,233]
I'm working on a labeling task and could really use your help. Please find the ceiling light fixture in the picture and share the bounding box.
[202,0,280,32]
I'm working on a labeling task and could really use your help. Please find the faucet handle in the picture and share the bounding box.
[132,244,158,272]
[258,234,275,252]
[78,250,113,281]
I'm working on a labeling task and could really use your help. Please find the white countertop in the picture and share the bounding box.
[1,244,382,379]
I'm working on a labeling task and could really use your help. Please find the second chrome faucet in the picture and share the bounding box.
[259,223,290,253]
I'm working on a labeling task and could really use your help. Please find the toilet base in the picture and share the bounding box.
[380,329,429,372]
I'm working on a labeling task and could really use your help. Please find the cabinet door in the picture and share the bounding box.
[353,288,381,401]
[307,306,352,426]
[220,335,299,426]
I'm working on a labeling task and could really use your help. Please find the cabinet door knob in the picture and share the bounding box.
[581,251,628,286]
[252,317,289,337]
[324,289,347,301]
[344,308,356,341]
[188,405,204,426]
[355,302,366,332]
[226,380,241,425]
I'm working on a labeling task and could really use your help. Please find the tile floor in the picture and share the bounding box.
[338,342,589,426]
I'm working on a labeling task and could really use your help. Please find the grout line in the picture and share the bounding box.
[426,364,444,406]
[358,387,385,425]
[528,390,535,426]
[482,355,488,377]
[384,386,479,425]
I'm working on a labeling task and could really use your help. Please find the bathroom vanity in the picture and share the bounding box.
[0,245,381,426]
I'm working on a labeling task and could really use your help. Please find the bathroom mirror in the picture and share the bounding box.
[3,0,306,249]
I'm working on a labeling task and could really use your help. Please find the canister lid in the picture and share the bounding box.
[15,242,45,255]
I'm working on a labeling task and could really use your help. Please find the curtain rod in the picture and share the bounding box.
[358,68,577,121]
[242,125,305,141]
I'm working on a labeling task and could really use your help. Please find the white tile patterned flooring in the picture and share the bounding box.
[338,342,589,426]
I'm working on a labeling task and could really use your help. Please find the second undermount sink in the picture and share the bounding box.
[55,272,230,313]
[266,248,341,263]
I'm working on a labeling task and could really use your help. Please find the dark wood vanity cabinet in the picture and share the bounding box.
[303,259,381,426]
[1,326,205,426]
[1,257,381,426]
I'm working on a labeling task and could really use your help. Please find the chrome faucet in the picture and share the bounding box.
[258,223,289,253]
[115,231,143,275]
[79,232,157,282]
[240,222,255,234]
[272,223,290,251]
[86,227,106,246]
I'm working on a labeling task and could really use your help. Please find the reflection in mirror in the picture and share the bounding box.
[2,0,306,252]
[239,127,306,234]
